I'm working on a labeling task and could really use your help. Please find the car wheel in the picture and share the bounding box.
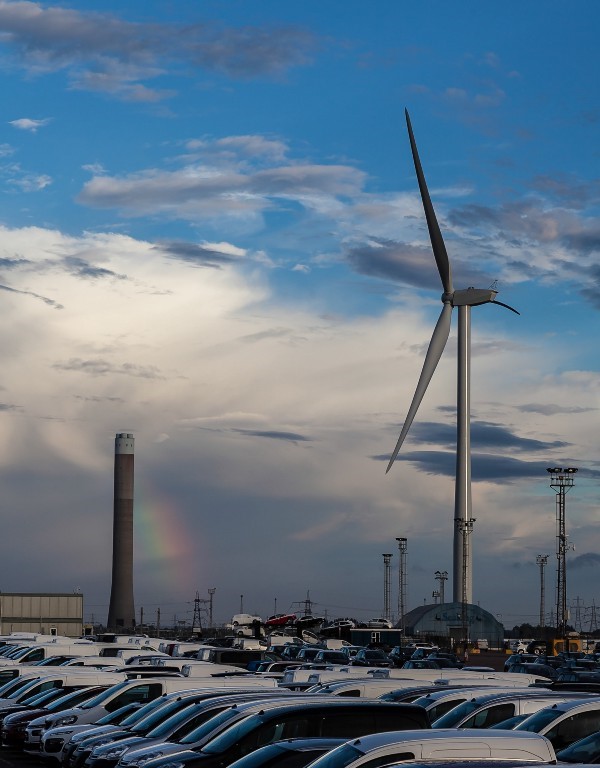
[517,649,524,654]
[533,648,541,655]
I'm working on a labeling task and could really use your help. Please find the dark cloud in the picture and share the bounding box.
[233,429,312,443]
[516,403,596,416]
[397,420,569,453]
[155,241,238,269]
[73,395,125,403]
[530,174,600,210]
[0,257,31,269]
[54,358,162,379]
[64,256,126,280]
[0,282,63,309]
[0,4,315,101]
[569,553,600,570]
[376,449,553,483]
[345,238,441,290]
[0,403,21,412]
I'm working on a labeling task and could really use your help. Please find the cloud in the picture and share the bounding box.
[569,553,600,570]
[53,358,163,379]
[516,403,596,416]
[0,3,315,101]
[9,117,51,132]
[154,241,245,268]
[77,145,366,225]
[0,282,63,308]
[232,428,312,443]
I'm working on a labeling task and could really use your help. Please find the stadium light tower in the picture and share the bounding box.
[383,554,393,622]
[547,467,577,640]
[396,538,407,631]
[536,555,549,628]
[435,570,448,604]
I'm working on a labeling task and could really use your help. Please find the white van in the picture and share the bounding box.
[305,729,556,766]
[36,676,217,732]
[0,669,124,709]
[305,678,439,697]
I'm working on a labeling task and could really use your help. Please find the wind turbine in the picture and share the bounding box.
[387,109,518,606]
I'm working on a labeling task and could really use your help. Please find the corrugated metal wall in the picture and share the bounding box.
[0,593,83,637]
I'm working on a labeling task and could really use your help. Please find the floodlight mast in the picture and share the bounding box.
[547,467,577,641]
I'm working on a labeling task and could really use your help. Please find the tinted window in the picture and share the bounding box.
[105,683,163,712]
[460,703,515,728]
[545,710,600,751]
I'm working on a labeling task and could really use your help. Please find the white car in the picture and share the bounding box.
[367,618,393,629]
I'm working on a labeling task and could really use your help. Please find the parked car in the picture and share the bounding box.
[515,698,600,751]
[225,738,347,768]
[367,619,392,629]
[115,699,430,768]
[556,727,600,763]
[311,651,349,665]
[432,690,583,729]
[350,649,390,668]
[0,685,109,749]
[304,728,556,767]
[503,654,538,672]
[264,615,297,628]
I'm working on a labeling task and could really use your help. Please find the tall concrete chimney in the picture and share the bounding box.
[107,432,136,631]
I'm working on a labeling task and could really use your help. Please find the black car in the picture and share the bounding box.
[139,701,430,768]
[224,738,347,768]
[350,649,390,667]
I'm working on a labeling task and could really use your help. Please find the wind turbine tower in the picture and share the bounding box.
[387,111,518,605]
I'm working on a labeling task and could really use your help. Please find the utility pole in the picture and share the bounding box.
[396,538,407,633]
[547,467,577,642]
[382,554,393,622]
[536,555,549,628]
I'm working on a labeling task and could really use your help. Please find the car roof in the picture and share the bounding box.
[344,728,553,751]
[530,697,600,713]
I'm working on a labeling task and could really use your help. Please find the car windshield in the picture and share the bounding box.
[299,744,362,768]
[202,713,266,754]
[130,698,196,734]
[78,681,130,709]
[432,699,484,727]
[557,729,600,761]
[179,707,242,745]
[515,708,565,732]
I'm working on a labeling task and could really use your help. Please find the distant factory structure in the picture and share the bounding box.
[401,602,504,644]
[0,592,83,636]
[106,432,136,632]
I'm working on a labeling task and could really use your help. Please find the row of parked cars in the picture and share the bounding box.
[1,632,600,768]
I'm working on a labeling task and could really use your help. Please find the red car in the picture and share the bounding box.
[265,613,297,626]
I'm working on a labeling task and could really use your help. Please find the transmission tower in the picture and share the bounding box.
[192,592,202,634]
[587,601,598,633]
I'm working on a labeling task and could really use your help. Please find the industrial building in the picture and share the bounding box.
[0,592,83,637]
[402,602,504,646]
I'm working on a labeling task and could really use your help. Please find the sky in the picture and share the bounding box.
[0,0,599,634]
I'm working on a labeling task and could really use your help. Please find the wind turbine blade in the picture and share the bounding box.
[386,302,453,473]
[405,109,453,295]
[491,298,520,315]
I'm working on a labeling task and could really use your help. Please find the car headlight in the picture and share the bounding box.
[55,715,78,726]
[136,751,165,765]
[102,744,130,759]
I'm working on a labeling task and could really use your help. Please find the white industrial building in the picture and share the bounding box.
[0,592,83,637]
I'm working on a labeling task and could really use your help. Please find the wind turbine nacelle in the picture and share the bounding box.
[452,288,498,307]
